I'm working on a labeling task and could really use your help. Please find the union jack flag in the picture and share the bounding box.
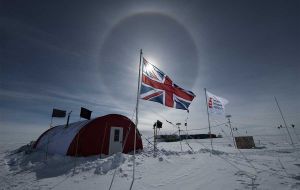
[140,58,196,111]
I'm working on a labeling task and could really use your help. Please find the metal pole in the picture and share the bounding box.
[153,122,157,157]
[179,126,182,152]
[204,88,213,151]
[130,49,143,190]
[66,111,72,127]
[274,96,294,145]
[155,126,157,157]
[227,116,236,148]
[156,127,158,154]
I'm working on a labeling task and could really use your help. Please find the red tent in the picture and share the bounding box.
[33,114,143,157]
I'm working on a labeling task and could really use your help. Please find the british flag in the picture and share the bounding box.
[140,58,196,111]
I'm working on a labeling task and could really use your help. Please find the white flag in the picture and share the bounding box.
[206,91,229,115]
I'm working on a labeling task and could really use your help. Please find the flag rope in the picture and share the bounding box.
[274,96,294,146]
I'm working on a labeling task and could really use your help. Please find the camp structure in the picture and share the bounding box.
[33,114,143,157]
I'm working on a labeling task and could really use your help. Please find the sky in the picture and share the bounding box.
[1,0,300,139]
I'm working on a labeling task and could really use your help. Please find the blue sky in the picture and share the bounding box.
[1,0,299,137]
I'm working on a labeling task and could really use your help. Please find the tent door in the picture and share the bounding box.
[109,127,123,155]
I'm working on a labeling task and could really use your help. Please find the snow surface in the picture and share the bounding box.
[1,130,300,190]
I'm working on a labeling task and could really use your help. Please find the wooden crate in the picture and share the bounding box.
[235,136,255,149]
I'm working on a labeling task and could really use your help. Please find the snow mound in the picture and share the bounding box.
[5,146,126,179]
[93,153,125,175]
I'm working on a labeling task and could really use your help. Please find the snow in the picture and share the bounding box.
[1,130,300,190]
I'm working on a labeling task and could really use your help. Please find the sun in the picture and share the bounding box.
[144,62,154,73]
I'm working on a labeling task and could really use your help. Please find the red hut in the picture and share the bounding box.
[33,114,143,157]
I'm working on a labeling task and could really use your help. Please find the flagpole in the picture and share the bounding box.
[130,49,143,190]
[66,111,72,127]
[274,96,294,146]
[204,88,213,152]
